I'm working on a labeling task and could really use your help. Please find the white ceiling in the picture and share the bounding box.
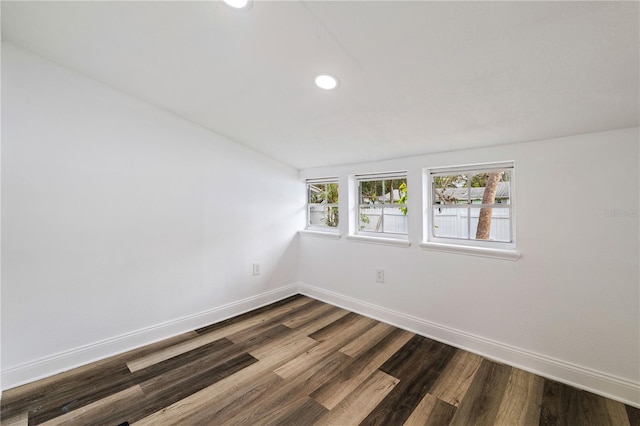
[2,1,638,169]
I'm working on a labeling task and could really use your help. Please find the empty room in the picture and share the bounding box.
[1,1,639,425]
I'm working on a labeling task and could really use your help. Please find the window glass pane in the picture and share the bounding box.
[359,206,381,232]
[325,206,339,227]
[382,207,408,234]
[360,181,381,204]
[385,178,407,205]
[469,207,511,242]
[326,183,339,204]
[308,183,339,204]
[360,178,407,205]
[433,207,469,239]
[308,184,324,203]
[309,205,326,226]
[434,174,468,204]
[469,171,511,205]
[309,205,339,227]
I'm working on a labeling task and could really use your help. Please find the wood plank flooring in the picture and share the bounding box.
[2,295,638,425]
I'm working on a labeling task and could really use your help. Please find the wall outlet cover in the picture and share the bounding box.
[253,263,261,275]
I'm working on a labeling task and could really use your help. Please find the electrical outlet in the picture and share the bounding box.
[253,263,261,275]
[375,268,384,283]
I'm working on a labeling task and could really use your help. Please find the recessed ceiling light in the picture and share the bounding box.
[315,74,339,90]
[224,0,252,10]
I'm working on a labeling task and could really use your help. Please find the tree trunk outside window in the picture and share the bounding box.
[475,172,502,240]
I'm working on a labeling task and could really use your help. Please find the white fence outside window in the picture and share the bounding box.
[359,207,407,234]
[313,206,510,240]
[433,207,510,241]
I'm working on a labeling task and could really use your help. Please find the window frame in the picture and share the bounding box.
[423,162,518,255]
[353,171,409,241]
[305,178,340,233]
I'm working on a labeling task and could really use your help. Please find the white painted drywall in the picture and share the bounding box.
[1,43,304,384]
[300,128,640,398]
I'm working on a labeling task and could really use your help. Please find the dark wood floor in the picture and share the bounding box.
[2,295,638,425]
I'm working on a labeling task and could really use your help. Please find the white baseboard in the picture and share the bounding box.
[2,284,298,391]
[5,282,639,409]
[299,282,640,408]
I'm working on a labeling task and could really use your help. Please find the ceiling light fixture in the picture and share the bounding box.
[224,0,252,10]
[315,74,339,90]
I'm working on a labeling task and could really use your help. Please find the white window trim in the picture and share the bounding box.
[423,161,519,260]
[299,229,341,239]
[349,171,409,243]
[305,224,341,233]
[306,177,340,233]
[346,235,411,247]
[419,242,520,260]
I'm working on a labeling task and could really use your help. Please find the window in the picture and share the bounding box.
[356,172,408,238]
[426,162,516,252]
[306,178,339,230]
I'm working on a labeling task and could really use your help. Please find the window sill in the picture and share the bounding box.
[419,242,521,261]
[346,235,411,248]
[299,229,341,240]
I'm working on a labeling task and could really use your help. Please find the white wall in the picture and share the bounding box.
[299,127,640,405]
[1,43,304,388]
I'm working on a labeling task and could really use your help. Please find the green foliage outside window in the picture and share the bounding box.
[308,183,339,227]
